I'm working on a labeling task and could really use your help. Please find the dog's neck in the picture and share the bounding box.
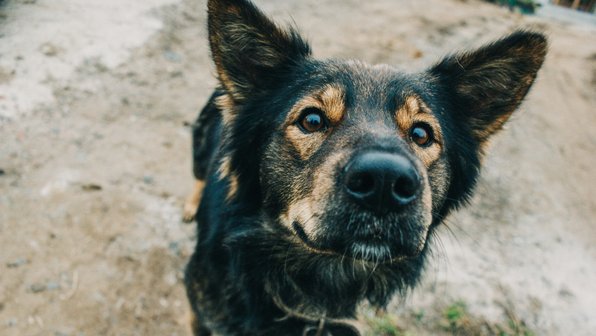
[202,210,425,334]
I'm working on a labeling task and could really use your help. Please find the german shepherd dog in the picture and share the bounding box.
[183,0,547,334]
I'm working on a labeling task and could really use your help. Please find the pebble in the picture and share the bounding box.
[143,175,154,184]
[558,286,574,298]
[40,43,59,57]
[163,50,182,63]
[168,241,180,255]
[28,281,61,293]
[81,183,102,191]
[46,282,61,291]
[30,283,46,293]
[170,70,183,78]
[6,258,28,268]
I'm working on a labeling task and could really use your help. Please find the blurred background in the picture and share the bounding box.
[0,0,594,335]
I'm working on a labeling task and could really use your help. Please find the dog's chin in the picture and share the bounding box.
[348,241,396,263]
[347,239,425,263]
[292,221,424,263]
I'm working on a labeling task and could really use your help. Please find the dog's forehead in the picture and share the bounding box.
[308,60,421,112]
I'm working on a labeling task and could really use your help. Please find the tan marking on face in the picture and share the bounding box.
[317,85,345,124]
[284,85,346,160]
[285,198,318,236]
[310,150,345,202]
[280,151,349,238]
[414,165,433,252]
[395,96,420,130]
[285,129,326,161]
[395,95,443,167]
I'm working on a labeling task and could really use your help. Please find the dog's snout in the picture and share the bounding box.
[343,151,420,213]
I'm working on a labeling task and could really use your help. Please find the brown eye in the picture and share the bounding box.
[298,108,327,133]
[410,123,433,147]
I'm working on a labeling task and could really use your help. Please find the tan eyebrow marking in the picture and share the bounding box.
[317,85,345,124]
[284,85,346,160]
[396,96,431,130]
[286,84,346,126]
[395,95,443,167]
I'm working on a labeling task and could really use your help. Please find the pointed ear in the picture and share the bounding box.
[429,31,547,143]
[207,0,311,103]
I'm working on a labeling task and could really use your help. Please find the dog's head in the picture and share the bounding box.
[208,0,546,263]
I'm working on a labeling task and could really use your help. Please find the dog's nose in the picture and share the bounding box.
[343,151,420,213]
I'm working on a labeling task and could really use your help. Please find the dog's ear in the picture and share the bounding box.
[207,0,311,103]
[429,31,547,143]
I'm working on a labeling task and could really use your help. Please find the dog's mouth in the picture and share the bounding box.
[291,218,426,263]
[348,241,400,263]
[346,234,425,263]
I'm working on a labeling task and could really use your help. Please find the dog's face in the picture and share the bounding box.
[208,0,546,263]
[260,66,447,262]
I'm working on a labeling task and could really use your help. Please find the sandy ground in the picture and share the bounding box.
[0,0,595,335]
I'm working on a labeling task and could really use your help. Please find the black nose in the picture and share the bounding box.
[343,151,420,213]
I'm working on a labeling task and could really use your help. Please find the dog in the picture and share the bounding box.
[182,0,547,334]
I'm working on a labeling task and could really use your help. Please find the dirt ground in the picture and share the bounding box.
[1,0,595,335]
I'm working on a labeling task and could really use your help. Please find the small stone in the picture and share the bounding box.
[39,43,59,57]
[143,176,154,184]
[46,282,61,291]
[170,70,183,78]
[81,183,102,191]
[0,168,5,176]
[30,283,46,293]
[6,258,28,268]
[558,287,574,298]
[411,49,424,59]
[163,50,182,63]
[168,241,180,254]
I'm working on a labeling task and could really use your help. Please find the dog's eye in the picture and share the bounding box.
[298,108,328,133]
[410,123,433,147]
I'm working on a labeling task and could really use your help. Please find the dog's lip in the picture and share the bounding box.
[349,241,408,262]
[291,221,421,262]
[291,221,340,257]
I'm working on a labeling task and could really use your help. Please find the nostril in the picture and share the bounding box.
[346,172,375,195]
[392,175,419,201]
[344,151,421,211]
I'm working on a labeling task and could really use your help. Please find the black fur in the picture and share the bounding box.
[184,1,547,335]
